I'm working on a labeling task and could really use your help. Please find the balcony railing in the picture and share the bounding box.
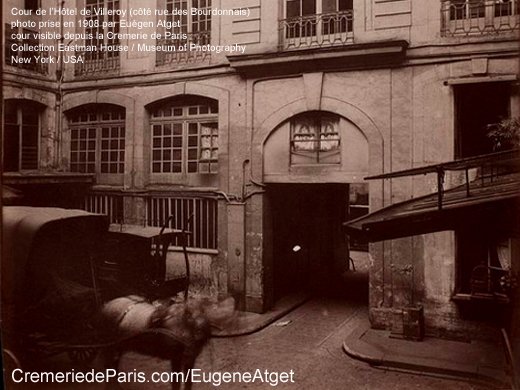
[441,0,520,36]
[279,11,354,51]
[74,51,120,76]
[156,31,211,67]
[84,192,124,224]
[83,191,218,250]
[5,42,49,75]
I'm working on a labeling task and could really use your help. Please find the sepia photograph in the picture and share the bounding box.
[1,0,519,389]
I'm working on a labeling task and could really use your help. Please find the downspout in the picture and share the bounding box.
[55,0,65,169]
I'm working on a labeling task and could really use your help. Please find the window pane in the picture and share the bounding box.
[287,0,300,17]
[322,0,336,13]
[173,137,182,147]
[188,123,198,134]
[338,0,352,11]
[173,123,182,135]
[302,0,316,15]
[188,162,198,172]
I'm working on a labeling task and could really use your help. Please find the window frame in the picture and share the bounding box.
[156,0,212,65]
[455,229,512,297]
[3,101,41,172]
[290,112,341,165]
[68,106,126,175]
[442,0,520,36]
[283,0,353,38]
[4,24,48,74]
[75,0,121,75]
[150,99,219,175]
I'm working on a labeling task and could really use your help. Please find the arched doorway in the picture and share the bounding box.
[263,111,369,301]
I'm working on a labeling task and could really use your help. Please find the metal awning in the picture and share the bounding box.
[345,150,520,242]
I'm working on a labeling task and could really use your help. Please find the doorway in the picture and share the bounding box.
[268,183,350,301]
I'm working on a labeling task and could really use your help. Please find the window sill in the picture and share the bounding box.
[452,292,510,305]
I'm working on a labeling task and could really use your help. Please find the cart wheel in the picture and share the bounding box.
[68,348,97,365]
[3,349,22,389]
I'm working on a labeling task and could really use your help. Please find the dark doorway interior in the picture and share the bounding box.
[455,82,511,159]
[268,183,350,301]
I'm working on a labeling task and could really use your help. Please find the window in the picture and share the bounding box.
[5,24,47,73]
[68,105,125,174]
[3,100,40,172]
[290,112,340,164]
[281,0,353,49]
[156,0,211,65]
[442,0,520,36]
[449,0,485,20]
[75,0,120,74]
[457,229,512,297]
[455,82,511,159]
[150,97,218,174]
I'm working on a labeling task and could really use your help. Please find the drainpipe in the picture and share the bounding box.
[54,0,65,170]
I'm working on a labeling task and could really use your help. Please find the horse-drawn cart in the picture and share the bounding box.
[1,206,194,388]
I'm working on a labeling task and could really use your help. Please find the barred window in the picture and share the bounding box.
[150,97,219,174]
[449,0,519,20]
[442,0,519,36]
[68,105,125,174]
[4,24,47,74]
[75,0,120,74]
[283,0,353,44]
[84,0,120,54]
[290,112,340,164]
[156,0,212,65]
[164,0,211,43]
[146,196,218,250]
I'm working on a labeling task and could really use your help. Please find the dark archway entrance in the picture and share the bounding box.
[268,183,350,301]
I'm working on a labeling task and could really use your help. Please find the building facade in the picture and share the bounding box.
[3,0,519,341]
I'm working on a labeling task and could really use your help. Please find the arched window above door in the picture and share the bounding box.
[290,111,340,164]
